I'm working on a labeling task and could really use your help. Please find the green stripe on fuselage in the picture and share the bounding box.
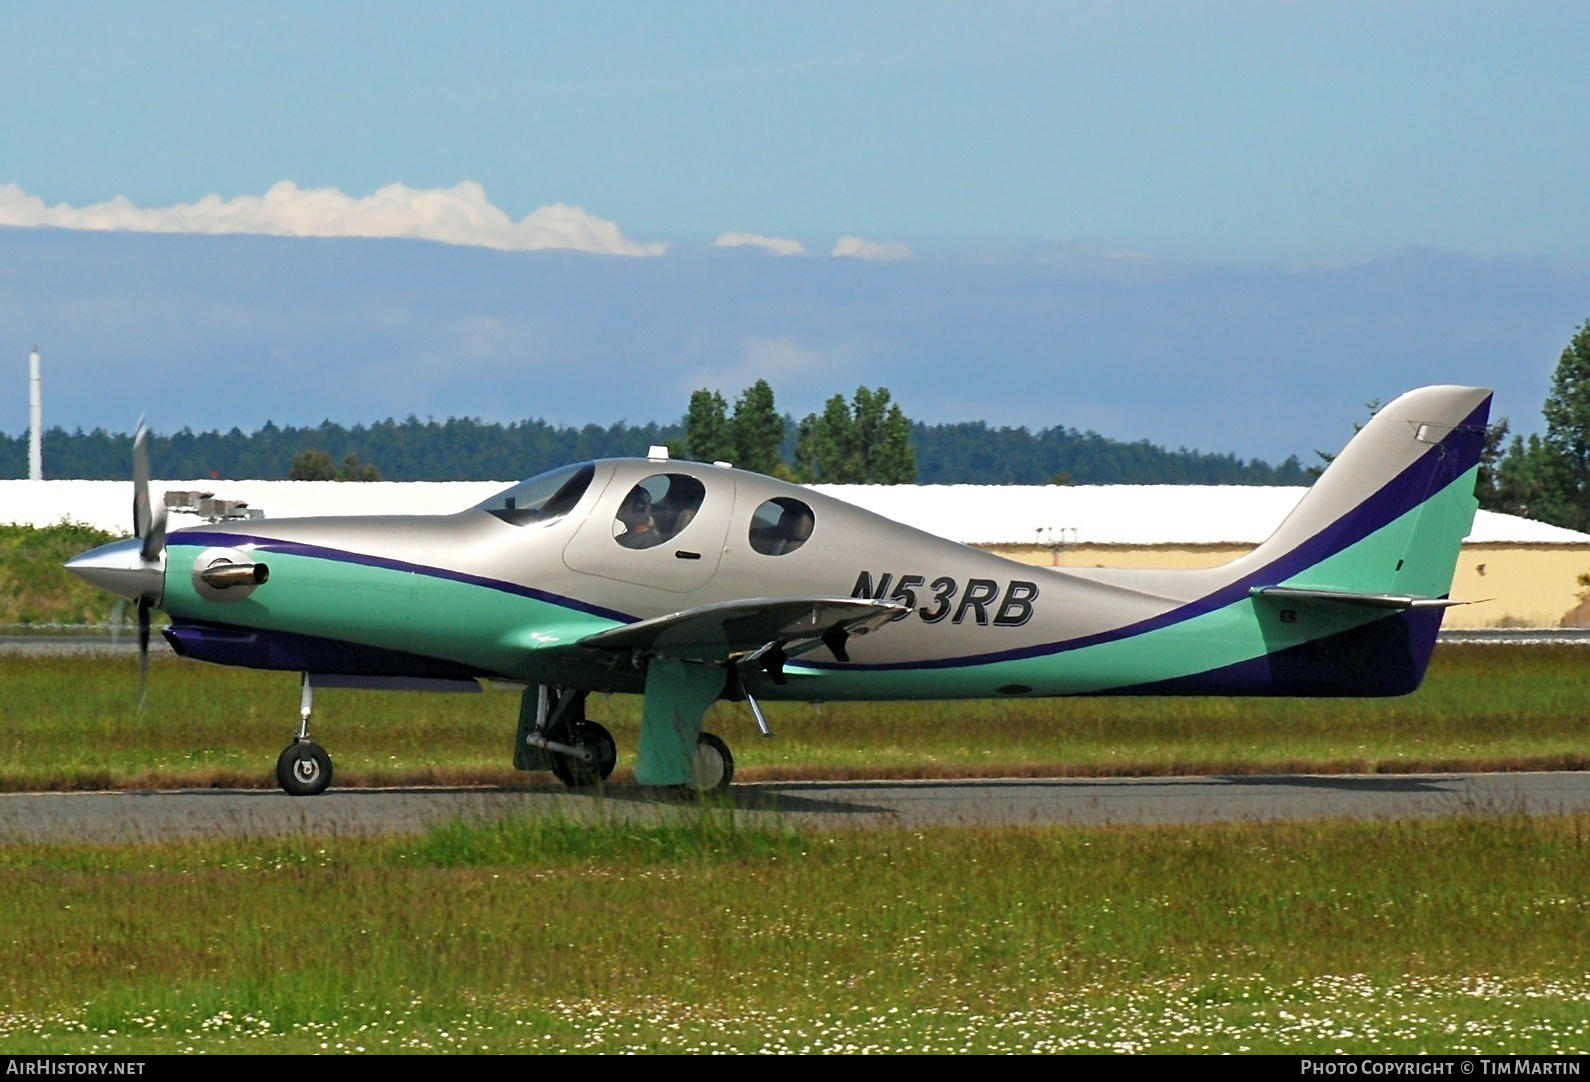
[772,466,1478,701]
[162,546,620,679]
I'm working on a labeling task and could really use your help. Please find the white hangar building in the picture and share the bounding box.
[3,478,1587,630]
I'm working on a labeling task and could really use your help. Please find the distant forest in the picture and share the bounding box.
[0,416,1308,486]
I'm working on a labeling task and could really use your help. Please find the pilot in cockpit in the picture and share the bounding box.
[616,487,663,549]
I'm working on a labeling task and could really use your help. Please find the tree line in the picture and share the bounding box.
[13,327,1590,517]
[0,386,1309,486]
[0,416,685,483]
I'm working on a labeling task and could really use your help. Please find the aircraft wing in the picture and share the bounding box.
[569,596,907,666]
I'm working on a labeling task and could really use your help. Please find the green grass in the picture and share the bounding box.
[1,644,1586,789]
[0,811,1587,1053]
[0,523,123,628]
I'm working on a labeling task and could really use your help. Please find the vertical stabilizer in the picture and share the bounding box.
[1221,384,1492,695]
[1234,385,1492,597]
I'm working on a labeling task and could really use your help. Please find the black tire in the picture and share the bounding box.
[276,741,333,797]
[683,731,734,797]
[549,720,617,788]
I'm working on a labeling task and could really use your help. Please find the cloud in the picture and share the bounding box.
[831,235,913,261]
[712,231,807,256]
[739,335,846,376]
[678,336,860,402]
[0,181,666,256]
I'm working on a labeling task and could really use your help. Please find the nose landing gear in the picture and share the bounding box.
[277,673,334,796]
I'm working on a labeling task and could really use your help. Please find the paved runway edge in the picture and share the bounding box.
[1,772,1588,842]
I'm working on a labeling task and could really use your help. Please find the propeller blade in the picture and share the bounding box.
[131,417,160,719]
[137,597,151,715]
[140,503,166,565]
[110,599,125,645]
[132,417,151,542]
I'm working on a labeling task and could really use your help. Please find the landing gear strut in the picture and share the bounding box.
[277,673,334,796]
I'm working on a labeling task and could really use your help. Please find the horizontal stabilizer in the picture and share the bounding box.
[1250,586,1474,610]
[572,596,907,665]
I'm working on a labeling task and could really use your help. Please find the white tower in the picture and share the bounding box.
[27,346,41,482]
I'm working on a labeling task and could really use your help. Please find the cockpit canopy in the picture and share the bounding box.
[477,462,595,526]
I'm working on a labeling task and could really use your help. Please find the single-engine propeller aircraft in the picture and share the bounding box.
[66,385,1491,797]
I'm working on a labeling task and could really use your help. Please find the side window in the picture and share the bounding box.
[613,474,707,550]
[749,497,815,556]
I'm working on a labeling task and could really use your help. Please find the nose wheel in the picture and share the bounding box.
[277,673,334,796]
[277,740,333,796]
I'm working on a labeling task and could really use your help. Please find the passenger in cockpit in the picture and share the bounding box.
[774,505,814,555]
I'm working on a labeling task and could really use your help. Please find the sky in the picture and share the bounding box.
[2,2,1589,463]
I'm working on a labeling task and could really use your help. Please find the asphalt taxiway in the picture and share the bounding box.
[0,771,1586,842]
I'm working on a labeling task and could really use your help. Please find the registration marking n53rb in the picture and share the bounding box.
[852,571,1039,627]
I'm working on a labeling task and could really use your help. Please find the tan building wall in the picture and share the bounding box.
[978,542,1590,629]
[1451,545,1590,629]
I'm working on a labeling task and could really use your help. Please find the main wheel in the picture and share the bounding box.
[276,741,333,796]
[549,720,617,788]
[682,731,734,797]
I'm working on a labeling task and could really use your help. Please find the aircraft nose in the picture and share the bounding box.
[65,537,165,603]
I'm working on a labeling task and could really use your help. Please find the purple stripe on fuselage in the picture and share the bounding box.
[168,531,638,625]
[806,396,1489,672]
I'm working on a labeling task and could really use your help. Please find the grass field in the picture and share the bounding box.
[2,645,1586,1054]
[0,643,1585,790]
[0,810,1587,1053]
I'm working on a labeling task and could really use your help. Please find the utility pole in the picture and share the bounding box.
[28,346,42,481]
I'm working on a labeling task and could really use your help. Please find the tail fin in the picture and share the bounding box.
[1237,385,1492,596]
[1230,385,1492,694]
